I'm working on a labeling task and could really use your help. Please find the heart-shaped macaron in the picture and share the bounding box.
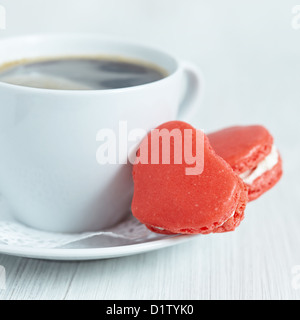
[207,125,283,201]
[131,121,248,235]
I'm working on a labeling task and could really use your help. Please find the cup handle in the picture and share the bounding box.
[177,61,204,122]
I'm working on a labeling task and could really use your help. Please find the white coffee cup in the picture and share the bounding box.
[0,34,203,233]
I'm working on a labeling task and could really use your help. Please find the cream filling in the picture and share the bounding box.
[239,145,279,185]
[151,211,235,232]
[153,226,165,231]
[217,211,235,227]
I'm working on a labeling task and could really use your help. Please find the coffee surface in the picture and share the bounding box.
[0,56,167,90]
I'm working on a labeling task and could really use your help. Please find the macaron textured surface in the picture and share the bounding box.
[208,125,283,201]
[131,121,248,235]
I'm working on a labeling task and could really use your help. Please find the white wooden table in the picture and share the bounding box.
[0,0,300,300]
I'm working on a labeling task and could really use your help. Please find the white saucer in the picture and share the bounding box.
[0,199,196,261]
[0,234,195,261]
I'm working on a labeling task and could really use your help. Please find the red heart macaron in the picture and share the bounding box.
[207,125,283,201]
[131,121,248,235]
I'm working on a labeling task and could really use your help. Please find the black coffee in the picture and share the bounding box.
[0,56,167,90]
